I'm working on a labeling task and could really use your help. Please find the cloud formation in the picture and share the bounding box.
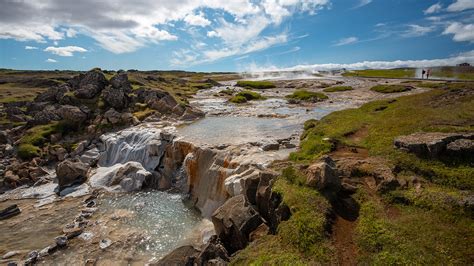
[334,37,358,46]
[245,50,474,72]
[424,3,442,14]
[46,58,58,63]
[443,22,474,43]
[44,46,88,56]
[25,46,38,50]
[447,0,474,12]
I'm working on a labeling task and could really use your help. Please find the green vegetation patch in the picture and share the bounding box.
[133,108,155,121]
[370,84,413,93]
[236,80,276,89]
[229,90,266,103]
[323,86,354,92]
[17,144,42,160]
[286,90,328,102]
[355,191,473,265]
[343,68,416,78]
[291,88,474,189]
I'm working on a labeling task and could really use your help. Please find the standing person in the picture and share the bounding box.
[427,69,431,79]
[422,69,426,79]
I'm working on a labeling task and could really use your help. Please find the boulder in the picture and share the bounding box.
[155,245,199,266]
[110,71,132,92]
[262,142,279,151]
[394,132,474,158]
[211,194,264,253]
[32,108,61,124]
[446,138,474,160]
[102,86,128,110]
[0,130,9,144]
[196,235,229,264]
[306,156,340,191]
[148,94,178,114]
[103,108,122,124]
[57,105,87,123]
[34,84,70,103]
[5,106,24,116]
[74,70,108,99]
[89,161,151,192]
[180,107,205,120]
[56,159,90,190]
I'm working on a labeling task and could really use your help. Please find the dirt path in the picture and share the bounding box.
[332,215,358,266]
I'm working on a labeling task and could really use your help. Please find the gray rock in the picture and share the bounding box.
[306,155,340,191]
[394,132,474,158]
[0,130,9,144]
[262,142,280,151]
[104,108,122,124]
[102,86,128,110]
[74,70,108,99]
[211,194,264,253]
[55,236,68,248]
[446,138,474,160]
[110,71,132,92]
[99,239,112,249]
[2,250,19,259]
[57,105,87,123]
[55,160,90,190]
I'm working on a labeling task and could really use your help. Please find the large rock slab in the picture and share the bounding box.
[56,160,90,190]
[211,194,263,253]
[89,161,151,192]
[394,132,474,159]
[73,70,108,99]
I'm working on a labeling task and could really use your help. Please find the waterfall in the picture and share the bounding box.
[97,127,167,171]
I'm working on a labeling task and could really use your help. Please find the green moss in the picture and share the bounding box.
[133,108,155,121]
[370,84,413,93]
[323,86,354,92]
[17,144,41,160]
[236,80,276,89]
[343,68,416,78]
[218,88,234,95]
[229,90,266,103]
[286,90,328,102]
[355,191,473,265]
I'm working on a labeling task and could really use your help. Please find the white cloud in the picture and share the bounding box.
[334,36,358,46]
[0,0,330,55]
[244,50,474,72]
[44,46,88,56]
[443,22,474,42]
[447,0,474,12]
[184,11,211,27]
[353,0,372,9]
[46,58,57,63]
[402,24,435,37]
[424,3,443,14]
[25,46,38,50]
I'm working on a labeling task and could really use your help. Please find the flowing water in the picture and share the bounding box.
[98,191,204,261]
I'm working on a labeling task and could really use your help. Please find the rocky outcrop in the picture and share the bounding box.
[211,194,264,254]
[57,105,88,123]
[306,155,340,191]
[73,70,108,99]
[109,71,132,93]
[56,159,90,190]
[102,86,128,110]
[394,132,474,160]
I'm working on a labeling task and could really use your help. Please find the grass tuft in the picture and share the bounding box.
[286,90,328,102]
[370,84,413,93]
[323,86,354,92]
[236,80,276,89]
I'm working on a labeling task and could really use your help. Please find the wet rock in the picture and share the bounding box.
[0,204,21,220]
[79,147,100,166]
[211,194,264,253]
[181,107,205,120]
[55,236,68,248]
[196,235,229,264]
[78,232,94,241]
[2,250,19,259]
[262,142,280,151]
[306,155,340,191]
[155,245,199,266]
[99,239,112,249]
[25,250,38,265]
[56,159,90,190]
[74,70,108,99]
[89,161,151,192]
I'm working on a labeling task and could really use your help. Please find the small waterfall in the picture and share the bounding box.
[98,127,167,171]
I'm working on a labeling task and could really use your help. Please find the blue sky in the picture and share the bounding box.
[1,0,474,72]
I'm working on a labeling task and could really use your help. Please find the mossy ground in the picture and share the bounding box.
[286,90,328,102]
[370,84,413,93]
[229,90,266,103]
[236,80,276,89]
[232,82,474,264]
